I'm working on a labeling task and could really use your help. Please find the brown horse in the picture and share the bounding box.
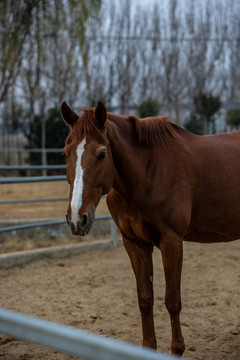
[60,101,240,356]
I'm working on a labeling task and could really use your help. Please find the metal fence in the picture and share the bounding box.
[0,165,66,171]
[0,152,67,233]
[0,147,64,176]
[0,148,62,153]
[0,165,117,244]
[0,308,177,360]
[0,171,67,234]
[0,216,112,234]
[0,163,65,203]
[0,175,66,183]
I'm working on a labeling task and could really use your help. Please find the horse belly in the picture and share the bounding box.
[187,138,240,243]
[184,229,239,243]
[188,190,240,243]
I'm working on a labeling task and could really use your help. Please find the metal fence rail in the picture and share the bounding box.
[0,219,65,234]
[0,308,177,360]
[0,197,68,204]
[0,173,111,235]
[0,175,66,183]
[0,148,62,153]
[0,216,111,234]
[0,168,114,240]
[0,165,66,170]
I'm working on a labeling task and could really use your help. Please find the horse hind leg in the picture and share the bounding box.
[122,236,157,349]
[160,236,185,356]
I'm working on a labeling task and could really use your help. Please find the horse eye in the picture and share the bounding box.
[97,151,106,161]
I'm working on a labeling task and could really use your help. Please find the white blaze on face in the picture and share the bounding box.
[70,138,86,226]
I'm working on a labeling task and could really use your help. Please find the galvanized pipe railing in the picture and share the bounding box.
[0,165,66,170]
[0,198,68,204]
[0,216,111,234]
[0,308,178,360]
[0,148,62,153]
[0,175,66,183]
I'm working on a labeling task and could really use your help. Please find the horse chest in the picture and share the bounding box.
[118,210,161,246]
[107,191,162,246]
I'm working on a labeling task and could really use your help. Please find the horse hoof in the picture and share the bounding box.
[171,343,185,357]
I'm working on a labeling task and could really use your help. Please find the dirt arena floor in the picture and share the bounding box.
[0,182,240,359]
[0,241,239,359]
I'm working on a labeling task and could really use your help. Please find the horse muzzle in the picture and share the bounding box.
[66,212,95,236]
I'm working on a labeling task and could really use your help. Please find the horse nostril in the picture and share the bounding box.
[81,214,88,229]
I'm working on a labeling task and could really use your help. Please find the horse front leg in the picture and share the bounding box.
[123,237,157,349]
[160,236,185,356]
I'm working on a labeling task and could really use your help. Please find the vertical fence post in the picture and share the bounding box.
[110,219,118,247]
[41,114,47,176]
[41,149,47,176]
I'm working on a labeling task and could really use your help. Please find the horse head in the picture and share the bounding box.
[61,101,114,236]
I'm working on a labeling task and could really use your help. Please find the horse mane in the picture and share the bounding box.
[128,115,185,147]
[70,107,185,147]
[70,108,106,142]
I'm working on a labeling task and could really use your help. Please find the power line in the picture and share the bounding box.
[87,35,240,42]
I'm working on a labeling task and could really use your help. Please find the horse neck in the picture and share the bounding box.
[107,114,149,200]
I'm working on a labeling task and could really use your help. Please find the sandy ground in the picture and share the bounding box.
[0,241,239,360]
[0,182,240,359]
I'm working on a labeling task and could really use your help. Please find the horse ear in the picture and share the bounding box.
[61,101,78,127]
[95,101,107,128]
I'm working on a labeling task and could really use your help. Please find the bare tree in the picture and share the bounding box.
[1,0,240,140]
[0,0,40,103]
[185,0,225,97]
[226,0,240,100]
